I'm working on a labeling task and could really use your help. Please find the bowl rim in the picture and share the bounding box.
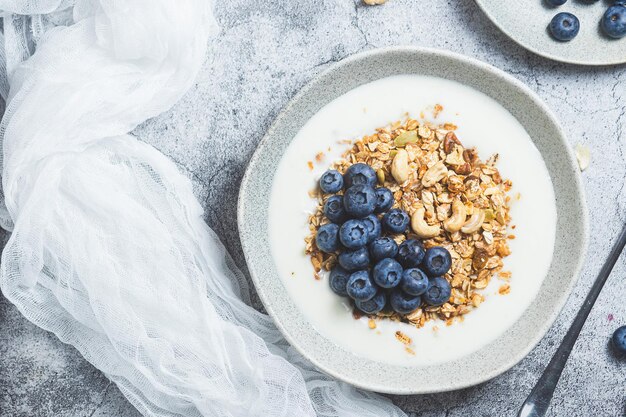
[237,46,589,394]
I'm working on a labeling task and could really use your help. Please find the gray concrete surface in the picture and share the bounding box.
[1,0,626,416]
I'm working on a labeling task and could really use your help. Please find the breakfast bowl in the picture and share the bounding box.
[238,47,588,394]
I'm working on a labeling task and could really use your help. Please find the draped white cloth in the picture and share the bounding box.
[0,1,407,416]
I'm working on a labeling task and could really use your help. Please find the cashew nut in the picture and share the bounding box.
[411,207,441,238]
[391,149,410,184]
[421,161,448,187]
[461,210,485,234]
[443,199,467,233]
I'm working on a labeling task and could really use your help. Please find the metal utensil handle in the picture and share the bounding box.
[518,223,626,417]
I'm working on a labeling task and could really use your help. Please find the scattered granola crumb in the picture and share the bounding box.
[315,152,325,163]
[433,104,443,118]
[405,347,416,355]
[498,284,511,295]
[499,271,512,280]
[575,144,590,171]
[395,331,412,345]
[368,319,377,329]
[432,326,439,332]
[363,0,387,5]
[307,161,314,170]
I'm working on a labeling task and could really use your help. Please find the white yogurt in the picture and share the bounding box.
[268,75,557,366]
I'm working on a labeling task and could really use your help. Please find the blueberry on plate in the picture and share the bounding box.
[315,223,340,253]
[423,277,452,306]
[602,5,626,39]
[615,0,626,5]
[612,326,626,355]
[346,270,377,301]
[374,187,394,213]
[362,214,382,244]
[390,290,421,315]
[329,266,351,296]
[369,237,399,262]
[401,268,429,296]
[545,0,567,6]
[338,247,370,271]
[372,258,403,288]
[339,219,369,249]
[319,169,344,194]
[397,239,426,268]
[382,208,410,234]
[355,291,387,315]
[324,195,347,224]
[343,184,377,218]
[344,163,377,188]
[421,246,452,277]
[549,12,580,41]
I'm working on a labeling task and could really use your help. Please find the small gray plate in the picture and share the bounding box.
[475,0,626,66]
[238,47,588,394]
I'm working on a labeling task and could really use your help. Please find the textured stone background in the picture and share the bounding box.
[1,0,626,416]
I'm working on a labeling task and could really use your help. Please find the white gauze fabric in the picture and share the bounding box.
[0,1,408,416]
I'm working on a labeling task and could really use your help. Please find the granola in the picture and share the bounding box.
[304,114,514,328]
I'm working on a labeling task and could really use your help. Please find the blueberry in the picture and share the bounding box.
[315,223,340,253]
[355,291,387,314]
[372,258,403,288]
[382,208,410,234]
[343,185,377,218]
[324,195,347,223]
[369,237,399,262]
[338,247,370,271]
[615,0,626,5]
[397,239,426,268]
[344,163,377,188]
[549,12,580,41]
[421,246,452,277]
[339,219,369,249]
[423,277,452,306]
[602,5,626,39]
[329,266,351,296]
[374,187,394,213]
[319,169,344,194]
[401,268,429,296]
[362,214,382,244]
[612,326,626,355]
[390,290,421,315]
[346,270,377,301]
[545,0,567,6]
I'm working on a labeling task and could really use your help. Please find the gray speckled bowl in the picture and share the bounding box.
[238,47,588,394]
[475,0,626,66]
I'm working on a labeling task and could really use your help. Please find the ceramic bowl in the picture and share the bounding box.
[238,47,588,394]
[475,0,626,66]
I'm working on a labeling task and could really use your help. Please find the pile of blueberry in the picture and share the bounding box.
[547,0,626,41]
[315,163,452,316]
